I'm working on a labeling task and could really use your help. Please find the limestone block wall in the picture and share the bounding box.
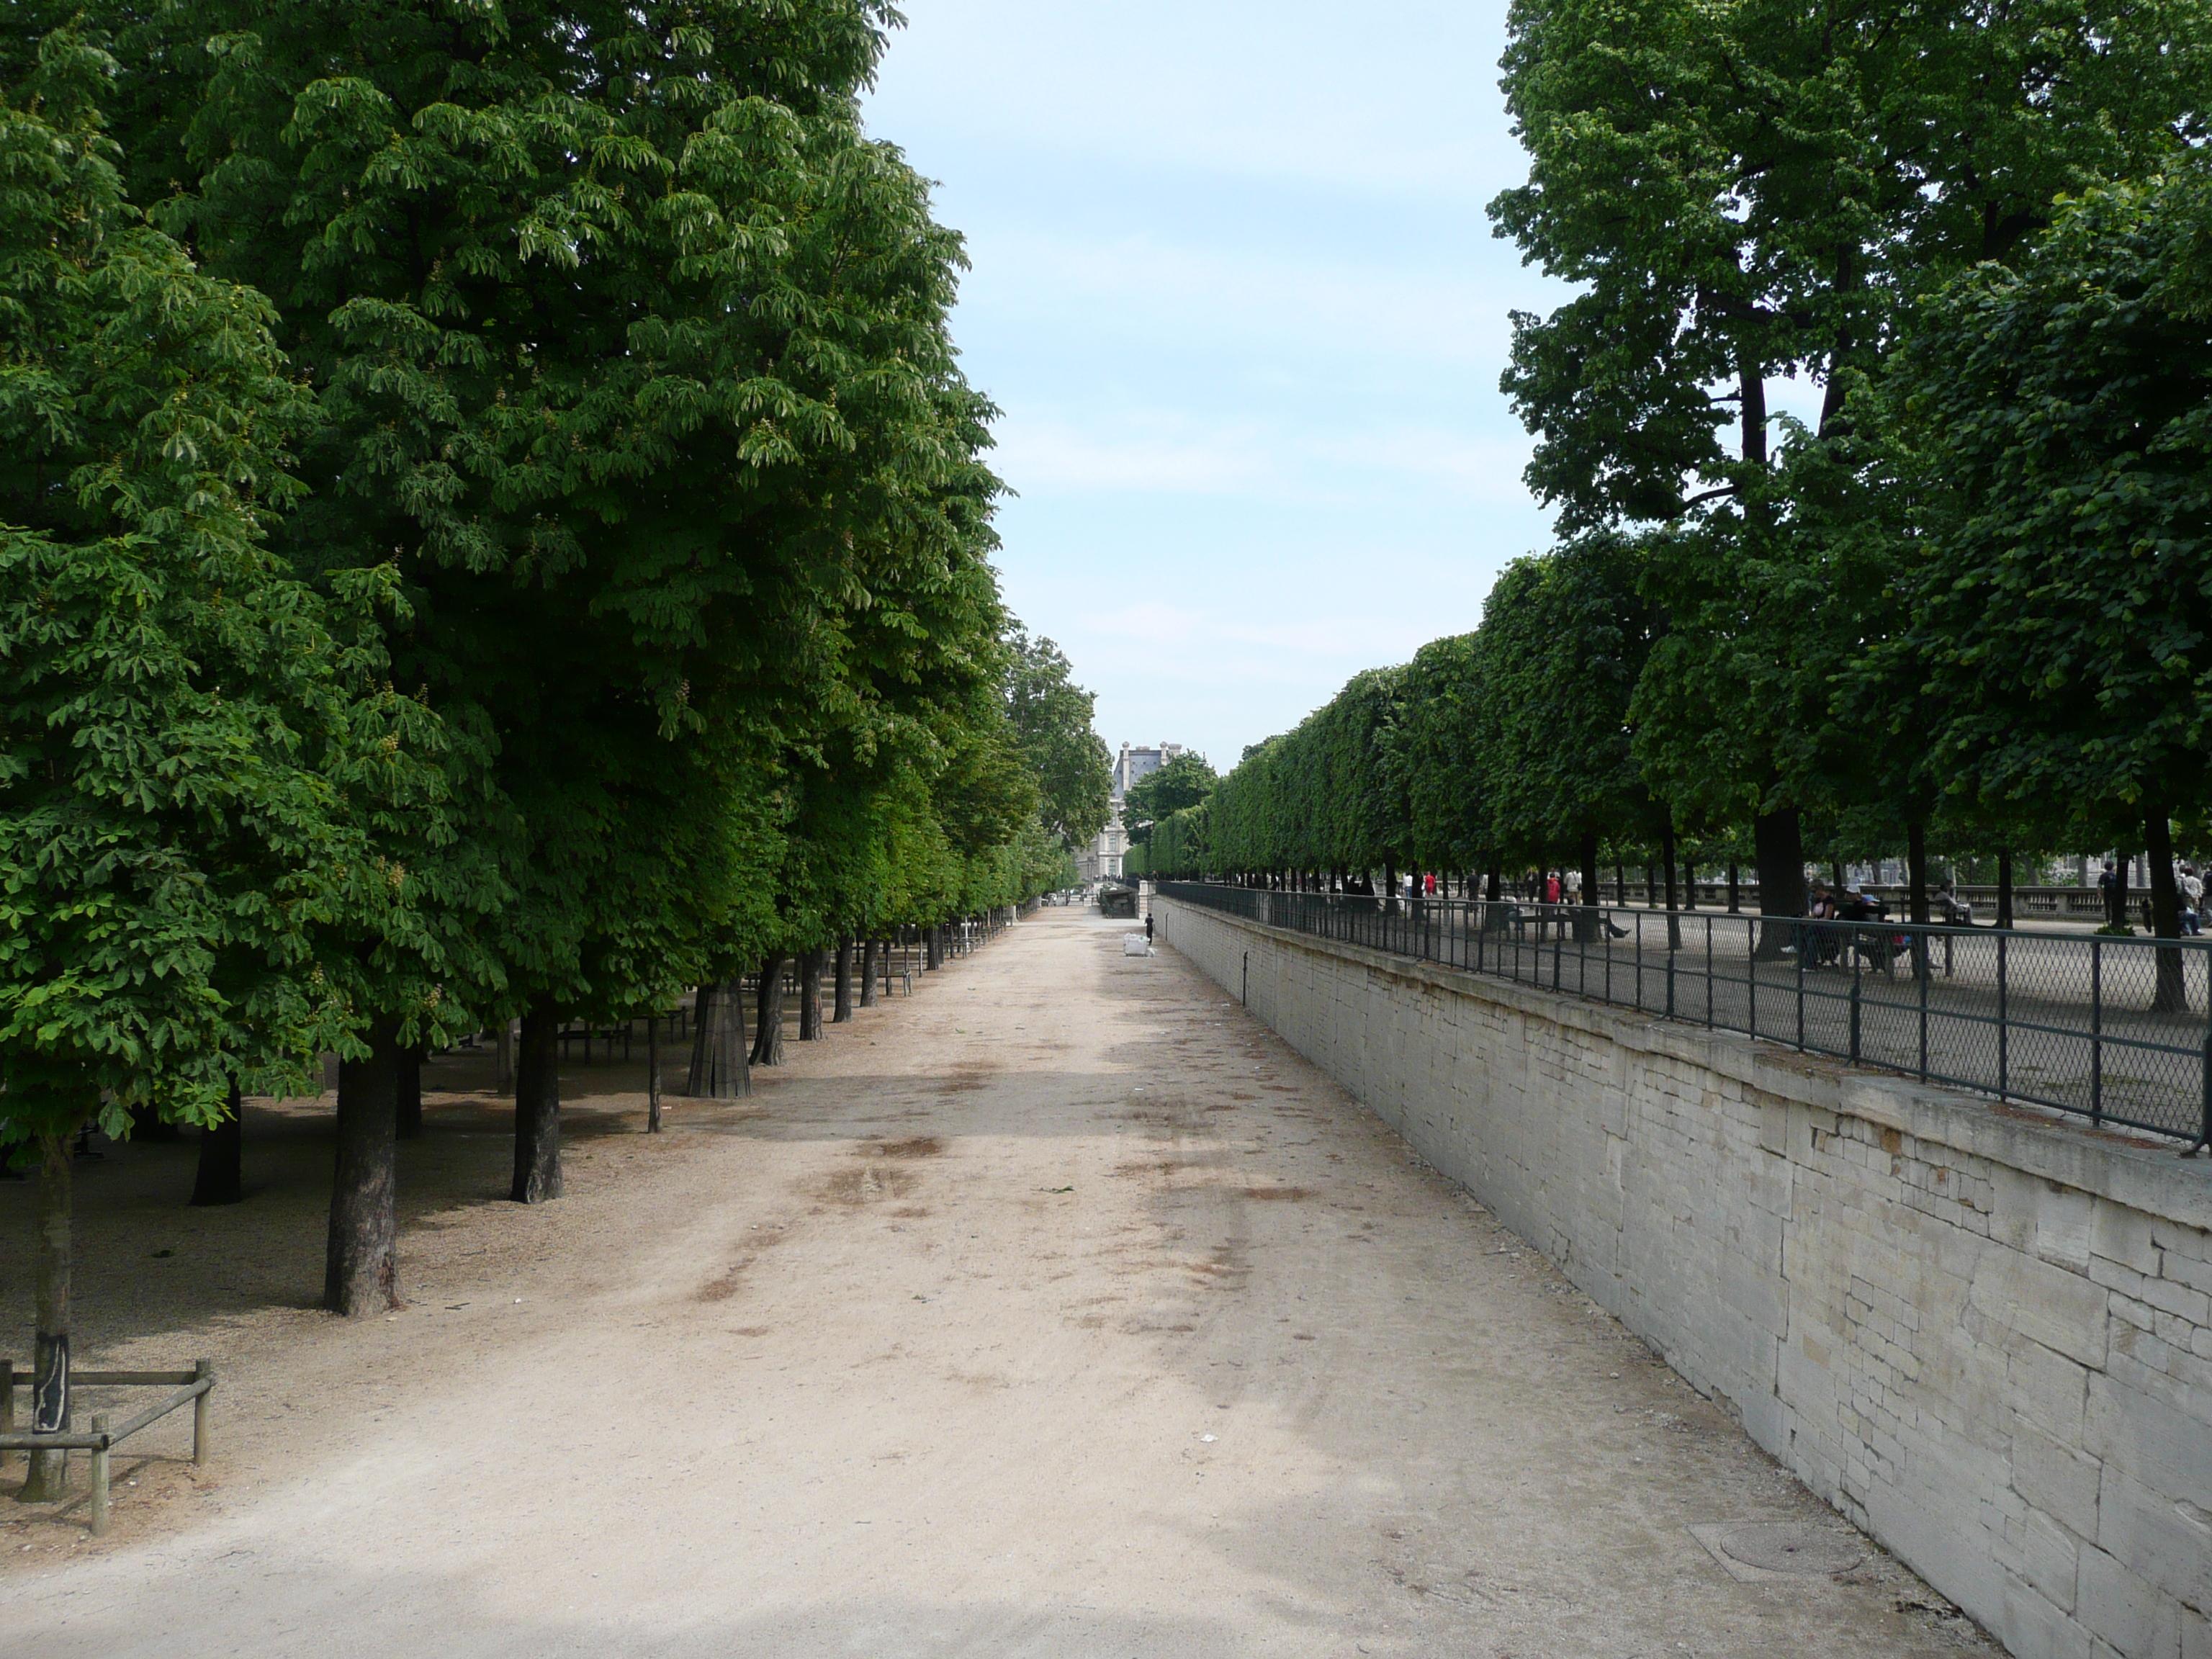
[1156,897,2212,1659]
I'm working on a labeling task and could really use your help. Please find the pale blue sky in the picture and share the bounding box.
[865,2,1560,768]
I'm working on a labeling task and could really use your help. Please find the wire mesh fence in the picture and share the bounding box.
[1156,882,2212,1148]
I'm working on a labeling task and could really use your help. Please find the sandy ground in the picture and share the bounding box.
[0,908,2000,1658]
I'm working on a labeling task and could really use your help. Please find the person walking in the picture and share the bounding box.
[2098,859,2125,928]
[2180,863,2203,936]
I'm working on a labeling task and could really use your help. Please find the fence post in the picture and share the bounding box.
[1918,930,1930,1082]
[1704,915,1714,1027]
[2092,938,2104,1126]
[1746,914,1757,1040]
[1796,927,1806,1051]
[193,1359,212,1465]
[1997,933,2009,1100]
[1850,958,1863,1064]
[89,1415,109,1536]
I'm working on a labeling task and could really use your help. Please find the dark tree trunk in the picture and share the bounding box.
[925,927,944,970]
[2147,810,2187,1013]
[833,937,855,1022]
[325,1017,402,1315]
[647,1017,662,1132]
[797,950,826,1040]
[1753,806,1807,958]
[1486,862,1501,902]
[1727,860,1740,914]
[1614,860,1626,905]
[1907,822,1931,925]
[510,997,562,1205]
[859,939,881,1009]
[1659,815,1682,950]
[2110,847,2134,929]
[752,956,788,1066]
[685,981,719,1094]
[495,1020,515,1093]
[395,1044,426,1141]
[688,979,750,1098]
[1576,829,1602,941]
[127,1102,181,1143]
[1997,845,2015,930]
[190,1086,244,1208]
[17,1133,73,1501]
[1681,849,1698,910]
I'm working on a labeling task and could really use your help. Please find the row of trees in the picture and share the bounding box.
[1,7,1110,1498]
[1133,0,2212,966]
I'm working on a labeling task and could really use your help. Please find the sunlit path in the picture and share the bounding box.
[5,910,1990,1658]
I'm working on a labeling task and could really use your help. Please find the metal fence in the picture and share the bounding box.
[1156,882,2212,1150]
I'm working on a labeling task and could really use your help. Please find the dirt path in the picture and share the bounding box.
[1,909,1996,1657]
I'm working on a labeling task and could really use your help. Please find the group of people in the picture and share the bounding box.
[2095,860,2206,933]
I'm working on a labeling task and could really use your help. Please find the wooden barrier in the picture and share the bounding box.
[1,1359,215,1535]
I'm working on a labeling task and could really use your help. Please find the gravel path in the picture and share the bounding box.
[2,908,1997,1657]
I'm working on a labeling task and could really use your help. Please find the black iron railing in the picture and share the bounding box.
[1156,882,2212,1149]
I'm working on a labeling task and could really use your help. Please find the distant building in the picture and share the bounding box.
[1075,742,1184,882]
[1112,742,1182,801]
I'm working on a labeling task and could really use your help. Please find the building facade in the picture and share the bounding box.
[1075,742,1184,882]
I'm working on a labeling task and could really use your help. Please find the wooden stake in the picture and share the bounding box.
[192,1359,210,1465]
[89,1414,108,1535]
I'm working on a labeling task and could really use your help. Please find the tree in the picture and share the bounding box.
[1123,753,1218,845]
[1879,171,2212,1005]
[0,32,374,1489]
[127,0,1008,1219]
[1475,534,1657,930]
[1004,629,1112,850]
[1491,0,2210,932]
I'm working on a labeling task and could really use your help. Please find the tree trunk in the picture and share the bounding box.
[1997,845,2015,930]
[832,936,855,1022]
[1681,849,1698,909]
[325,1017,401,1316]
[1486,862,1501,902]
[16,1133,73,1501]
[510,997,562,1205]
[2110,847,2134,929]
[859,939,881,1009]
[797,950,825,1040]
[1614,860,1626,905]
[647,1017,662,1132]
[2147,810,2187,1013]
[495,1020,514,1093]
[395,1043,426,1141]
[190,1086,243,1208]
[1753,806,1807,958]
[1575,829,1601,941]
[685,979,749,1099]
[127,1102,181,1143]
[751,956,787,1066]
[1727,860,1740,914]
[1907,822,1931,925]
[1659,815,1682,950]
[924,927,944,970]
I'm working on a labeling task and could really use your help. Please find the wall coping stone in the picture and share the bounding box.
[1160,898,2212,1233]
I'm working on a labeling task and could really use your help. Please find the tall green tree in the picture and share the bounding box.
[119,0,1007,1229]
[1878,171,2212,1002]
[1003,628,1112,851]
[1492,0,2210,926]
[1122,752,1217,846]
[0,32,387,1485]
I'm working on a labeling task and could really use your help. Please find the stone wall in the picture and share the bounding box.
[1156,896,2212,1659]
